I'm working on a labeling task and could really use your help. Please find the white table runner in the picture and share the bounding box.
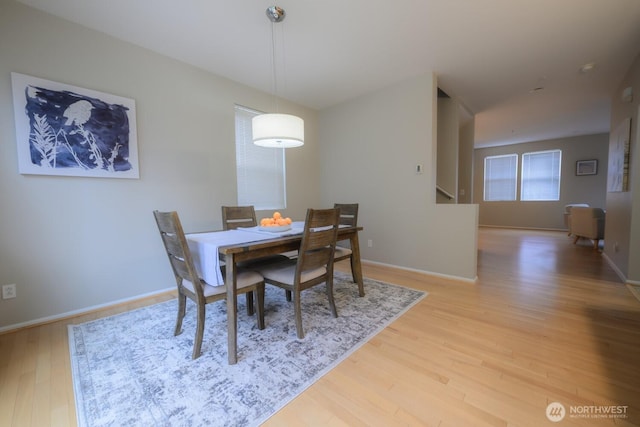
[186,223,304,286]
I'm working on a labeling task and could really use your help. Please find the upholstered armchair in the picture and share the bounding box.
[569,207,605,249]
[564,203,589,235]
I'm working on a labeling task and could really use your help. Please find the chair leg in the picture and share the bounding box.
[255,286,265,330]
[174,292,186,336]
[245,292,254,316]
[349,256,358,284]
[192,302,206,359]
[326,278,338,318]
[293,290,304,339]
[285,290,292,302]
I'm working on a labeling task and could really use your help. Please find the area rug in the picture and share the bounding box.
[68,272,426,427]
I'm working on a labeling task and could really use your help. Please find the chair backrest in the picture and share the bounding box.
[564,203,589,214]
[334,203,358,227]
[570,207,605,239]
[153,210,204,297]
[296,208,340,279]
[221,206,257,230]
[564,203,590,227]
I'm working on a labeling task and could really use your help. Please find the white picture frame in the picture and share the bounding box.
[11,72,139,179]
[575,159,597,176]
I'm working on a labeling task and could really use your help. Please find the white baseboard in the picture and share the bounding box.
[601,252,628,284]
[1,261,479,334]
[0,287,174,334]
[362,259,478,284]
[479,224,567,232]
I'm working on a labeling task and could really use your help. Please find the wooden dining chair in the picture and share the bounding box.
[222,205,293,265]
[333,203,359,283]
[153,210,265,359]
[221,205,258,230]
[255,208,340,339]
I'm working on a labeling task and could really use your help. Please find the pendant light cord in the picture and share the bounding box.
[270,21,279,113]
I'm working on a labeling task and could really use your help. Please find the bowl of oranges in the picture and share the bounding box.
[259,212,293,232]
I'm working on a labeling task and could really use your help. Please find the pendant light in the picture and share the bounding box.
[252,6,304,148]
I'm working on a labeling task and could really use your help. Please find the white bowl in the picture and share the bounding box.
[258,225,291,232]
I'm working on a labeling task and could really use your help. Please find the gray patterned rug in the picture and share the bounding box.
[68,272,426,427]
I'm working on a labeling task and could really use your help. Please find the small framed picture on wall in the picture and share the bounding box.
[576,159,598,176]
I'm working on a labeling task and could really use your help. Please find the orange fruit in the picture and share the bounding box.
[284,217,292,224]
[261,218,276,226]
[273,211,282,220]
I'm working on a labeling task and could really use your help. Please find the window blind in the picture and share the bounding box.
[521,150,561,201]
[484,154,518,201]
[234,105,286,210]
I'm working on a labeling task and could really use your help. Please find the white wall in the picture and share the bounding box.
[318,73,478,281]
[437,97,459,202]
[432,204,478,280]
[0,1,319,328]
[605,53,640,283]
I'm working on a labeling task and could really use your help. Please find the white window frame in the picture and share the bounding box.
[234,105,286,210]
[483,154,518,201]
[520,149,561,201]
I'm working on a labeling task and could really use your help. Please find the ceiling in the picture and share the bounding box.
[17,0,640,148]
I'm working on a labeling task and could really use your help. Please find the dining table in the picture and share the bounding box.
[186,222,364,364]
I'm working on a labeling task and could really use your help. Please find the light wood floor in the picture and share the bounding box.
[1,228,639,426]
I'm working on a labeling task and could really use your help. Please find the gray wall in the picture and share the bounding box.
[319,74,479,280]
[0,1,320,328]
[0,1,479,329]
[473,134,609,229]
[605,52,640,283]
[437,97,459,202]
[458,119,475,204]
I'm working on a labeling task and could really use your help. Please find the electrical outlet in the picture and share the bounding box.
[2,284,17,299]
[367,239,373,248]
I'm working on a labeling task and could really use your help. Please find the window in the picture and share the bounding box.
[521,150,561,201]
[484,154,518,201]
[234,105,286,210]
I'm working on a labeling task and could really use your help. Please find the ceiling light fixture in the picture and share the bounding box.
[579,62,596,74]
[252,6,304,148]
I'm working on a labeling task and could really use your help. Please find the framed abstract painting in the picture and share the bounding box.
[11,72,139,179]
